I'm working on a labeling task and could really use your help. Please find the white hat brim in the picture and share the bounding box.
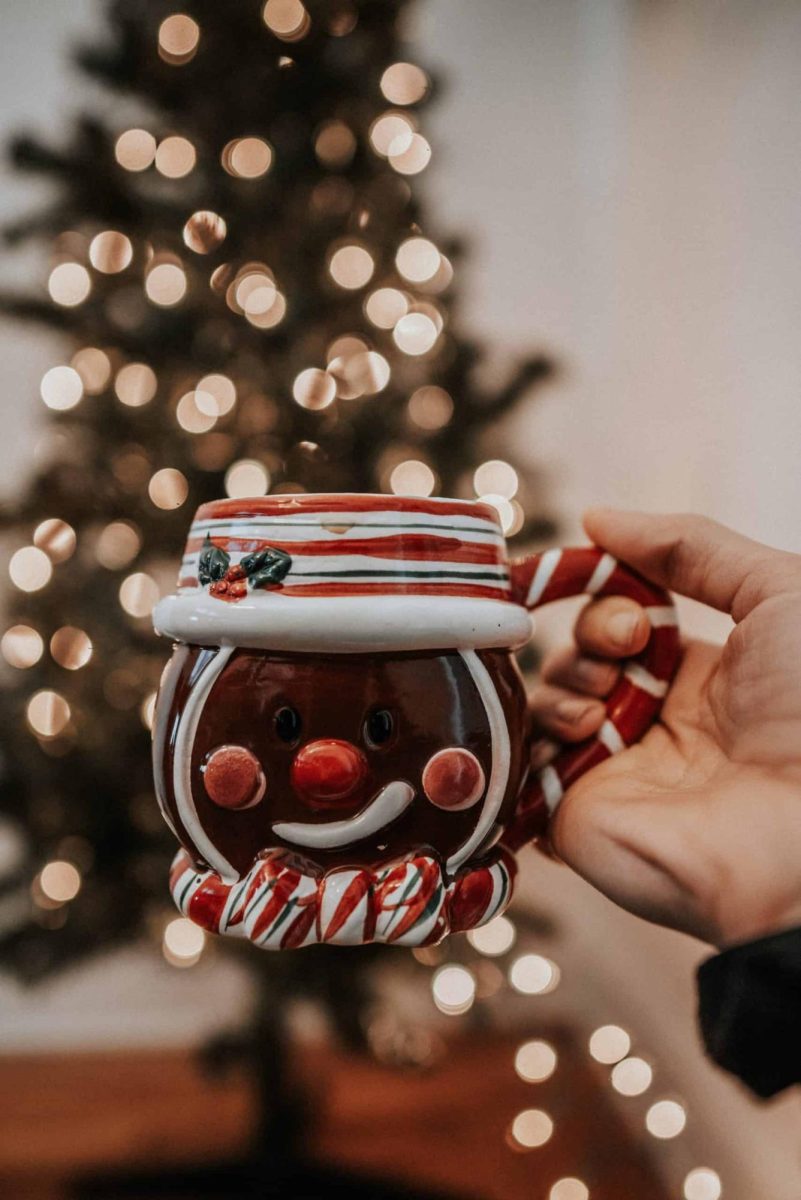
[153,592,533,654]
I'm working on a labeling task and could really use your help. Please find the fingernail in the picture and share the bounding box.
[555,697,597,725]
[607,611,638,649]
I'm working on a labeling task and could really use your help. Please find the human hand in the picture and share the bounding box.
[528,510,801,948]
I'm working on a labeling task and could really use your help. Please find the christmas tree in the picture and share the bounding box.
[0,0,553,1185]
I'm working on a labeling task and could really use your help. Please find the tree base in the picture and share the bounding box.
[69,1157,466,1200]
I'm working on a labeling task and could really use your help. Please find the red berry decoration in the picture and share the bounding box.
[422,748,485,811]
[203,744,266,810]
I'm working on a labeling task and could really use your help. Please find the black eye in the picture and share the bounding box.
[274,705,302,744]
[364,708,394,748]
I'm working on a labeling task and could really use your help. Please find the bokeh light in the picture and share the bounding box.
[48,262,91,307]
[514,1040,558,1084]
[89,231,133,274]
[9,546,52,592]
[262,0,309,40]
[176,390,217,433]
[467,914,516,957]
[315,120,356,168]
[163,916,205,967]
[347,351,390,397]
[246,290,287,328]
[479,493,515,533]
[234,269,276,315]
[40,365,83,411]
[222,137,272,178]
[39,860,81,903]
[389,459,436,497]
[431,964,476,1015]
[183,210,227,254]
[115,128,156,171]
[225,459,270,498]
[380,62,429,106]
[329,244,375,290]
[509,1109,554,1150]
[396,237,440,283]
[365,287,408,329]
[393,312,438,355]
[115,362,157,407]
[509,953,560,995]
[389,132,431,175]
[588,1025,631,1065]
[195,374,236,417]
[1,625,44,669]
[71,347,111,394]
[549,1181,589,1200]
[684,1169,722,1200]
[148,467,188,509]
[145,262,187,306]
[293,368,337,411]
[645,1100,687,1140]
[50,626,93,671]
[119,572,159,618]
[407,386,453,431]
[34,518,76,563]
[474,459,519,499]
[96,521,141,570]
[27,690,71,738]
[158,13,200,63]
[610,1056,653,1097]
[155,136,196,178]
[370,112,414,157]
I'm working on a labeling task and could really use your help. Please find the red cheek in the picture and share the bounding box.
[202,745,266,811]
[422,748,485,811]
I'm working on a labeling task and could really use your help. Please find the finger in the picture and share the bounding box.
[574,596,650,659]
[541,646,619,697]
[583,509,801,622]
[528,684,606,742]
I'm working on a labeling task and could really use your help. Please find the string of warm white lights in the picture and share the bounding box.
[418,915,725,1199]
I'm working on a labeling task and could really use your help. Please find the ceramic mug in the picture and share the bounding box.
[152,493,679,949]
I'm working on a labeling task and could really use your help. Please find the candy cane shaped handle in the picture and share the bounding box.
[503,546,681,851]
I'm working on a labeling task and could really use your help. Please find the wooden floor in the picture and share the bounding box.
[0,1028,669,1200]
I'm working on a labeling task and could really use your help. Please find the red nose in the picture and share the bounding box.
[291,739,369,810]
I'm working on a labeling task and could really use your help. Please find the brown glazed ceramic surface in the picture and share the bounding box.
[156,646,528,879]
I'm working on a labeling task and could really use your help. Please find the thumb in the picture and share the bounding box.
[583,509,801,621]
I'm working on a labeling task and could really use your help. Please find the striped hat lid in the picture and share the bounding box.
[153,494,533,653]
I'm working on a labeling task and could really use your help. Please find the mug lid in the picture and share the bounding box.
[153,493,532,653]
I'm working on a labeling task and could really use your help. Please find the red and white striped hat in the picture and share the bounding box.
[154,494,533,653]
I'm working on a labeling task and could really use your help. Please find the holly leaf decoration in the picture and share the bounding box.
[198,534,231,584]
[240,546,293,589]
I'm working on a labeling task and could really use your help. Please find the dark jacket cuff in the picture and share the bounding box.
[698,926,801,1098]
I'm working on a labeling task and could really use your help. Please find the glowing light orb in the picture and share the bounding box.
[48,263,91,307]
[9,547,52,592]
[225,459,270,498]
[1,625,43,669]
[148,467,189,509]
[514,1040,558,1083]
[431,964,476,1015]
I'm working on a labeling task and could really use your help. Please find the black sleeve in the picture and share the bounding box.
[697,926,801,1097]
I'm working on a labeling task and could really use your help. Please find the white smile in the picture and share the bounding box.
[272,780,415,851]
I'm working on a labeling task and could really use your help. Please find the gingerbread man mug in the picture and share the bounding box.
[152,494,679,950]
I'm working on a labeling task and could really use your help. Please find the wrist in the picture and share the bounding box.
[715,898,801,950]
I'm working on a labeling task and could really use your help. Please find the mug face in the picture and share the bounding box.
[154,644,527,881]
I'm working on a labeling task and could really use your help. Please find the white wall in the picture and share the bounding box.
[419,0,801,552]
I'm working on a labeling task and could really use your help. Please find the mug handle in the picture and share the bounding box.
[502,546,681,852]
